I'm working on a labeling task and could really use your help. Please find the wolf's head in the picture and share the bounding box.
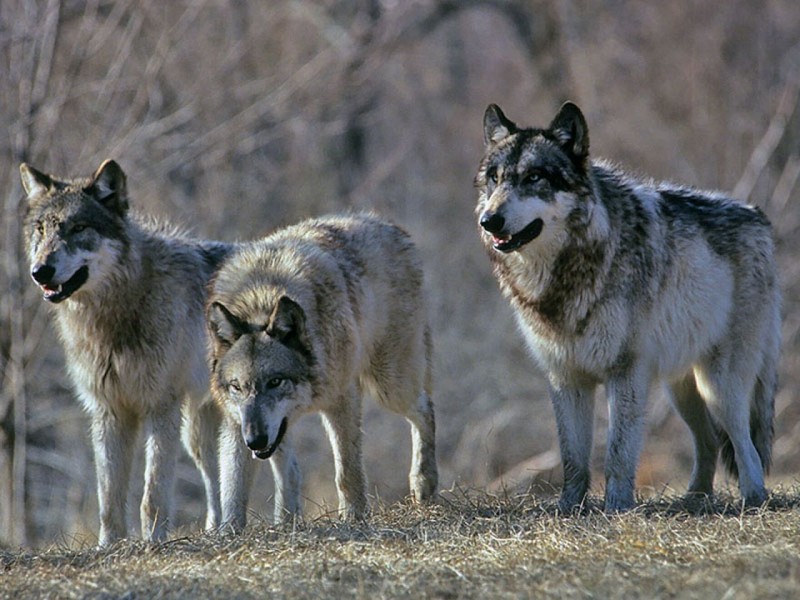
[20,160,129,303]
[475,102,592,254]
[209,295,315,460]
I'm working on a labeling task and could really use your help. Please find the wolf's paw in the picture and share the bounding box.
[742,487,769,509]
[557,492,588,514]
[411,473,438,504]
[603,493,635,513]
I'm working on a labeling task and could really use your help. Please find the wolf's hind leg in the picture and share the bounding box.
[269,437,302,523]
[321,392,367,520]
[182,398,222,529]
[403,391,438,503]
[695,361,767,507]
[667,373,718,496]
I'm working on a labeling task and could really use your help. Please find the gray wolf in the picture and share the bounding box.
[207,213,437,529]
[20,160,230,544]
[475,102,781,511]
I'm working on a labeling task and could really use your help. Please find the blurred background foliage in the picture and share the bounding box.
[2,0,800,547]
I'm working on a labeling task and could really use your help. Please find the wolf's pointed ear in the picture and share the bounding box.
[483,104,517,146]
[267,296,311,357]
[19,163,53,198]
[549,102,589,163]
[208,302,248,345]
[89,159,129,216]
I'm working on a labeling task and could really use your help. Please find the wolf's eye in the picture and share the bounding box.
[486,166,498,184]
[72,224,87,234]
[35,222,44,235]
[266,377,283,389]
[521,171,542,186]
[228,380,242,394]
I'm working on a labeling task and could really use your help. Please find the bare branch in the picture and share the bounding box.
[733,75,800,202]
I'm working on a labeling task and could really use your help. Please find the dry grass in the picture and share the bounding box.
[3,0,800,552]
[3,487,800,599]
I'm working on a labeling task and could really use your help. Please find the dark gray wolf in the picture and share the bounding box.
[20,160,230,544]
[207,213,437,529]
[475,102,781,511]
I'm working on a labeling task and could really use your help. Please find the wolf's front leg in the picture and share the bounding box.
[269,437,302,523]
[321,393,367,520]
[90,408,138,545]
[604,369,649,512]
[219,417,256,532]
[141,402,181,542]
[549,382,595,512]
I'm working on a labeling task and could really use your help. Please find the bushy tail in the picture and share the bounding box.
[718,362,777,479]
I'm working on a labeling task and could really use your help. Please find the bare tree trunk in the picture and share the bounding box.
[0,0,63,547]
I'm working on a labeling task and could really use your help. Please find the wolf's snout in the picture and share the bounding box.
[244,433,269,450]
[242,416,288,460]
[31,264,55,285]
[480,212,505,234]
[243,428,269,452]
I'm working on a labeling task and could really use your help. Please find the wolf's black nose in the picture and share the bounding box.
[245,432,269,451]
[480,212,505,234]
[31,264,55,285]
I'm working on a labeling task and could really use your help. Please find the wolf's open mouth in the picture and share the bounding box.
[492,218,544,253]
[251,417,288,460]
[41,266,89,303]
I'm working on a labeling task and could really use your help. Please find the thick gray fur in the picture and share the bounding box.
[475,103,781,511]
[20,160,230,544]
[208,213,438,530]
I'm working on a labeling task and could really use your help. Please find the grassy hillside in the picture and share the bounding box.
[4,488,800,599]
[2,0,800,548]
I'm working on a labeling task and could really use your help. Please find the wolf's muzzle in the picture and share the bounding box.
[246,417,288,460]
[33,265,90,303]
[483,217,545,253]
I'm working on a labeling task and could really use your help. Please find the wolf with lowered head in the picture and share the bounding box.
[20,160,229,544]
[208,213,437,530]
[475,102,781,511]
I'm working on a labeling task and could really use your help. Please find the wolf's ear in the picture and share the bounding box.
[19,163,53,198]
[548,102,589,162]
[208,302,248,345]
[89,159,129,216]
[267,296,311,357]
[483,104,517,146]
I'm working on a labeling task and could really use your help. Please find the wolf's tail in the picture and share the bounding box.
[718,357,778,479]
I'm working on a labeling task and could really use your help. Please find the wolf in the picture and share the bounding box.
[207,213,437,530]
[475,102,781,511]
[20,160,230,544]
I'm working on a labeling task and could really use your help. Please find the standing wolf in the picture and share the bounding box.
[207,213,437,530]
[475,103,781,511]
[20,160,229,544]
